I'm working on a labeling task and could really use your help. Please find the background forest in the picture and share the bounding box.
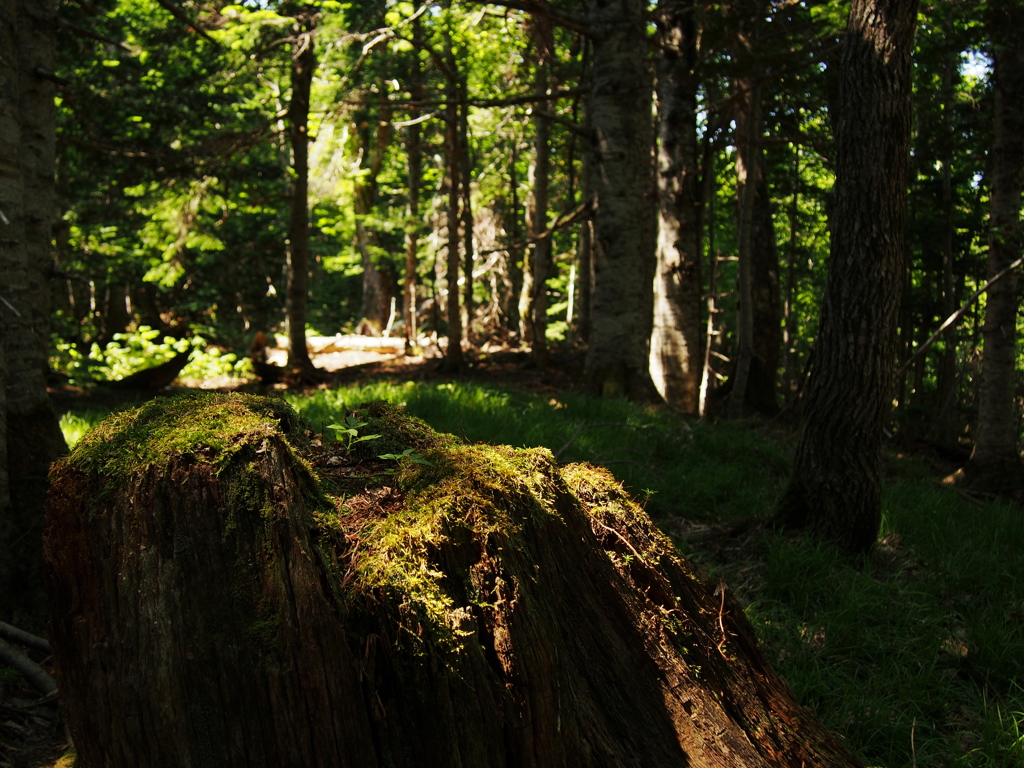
[2,0,1024,765]
[46,0,1018,462]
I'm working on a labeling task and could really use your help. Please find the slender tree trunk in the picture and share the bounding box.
[729,78,758,418]
[286,15,315,372]
[747,171,781,415]
[782,149,800,400]
[443,37,463,371]
[403,39,423,354]
[583,0,661,401]
[776,0,919,555]
[961,4,1024,492]
[527,17,553,366]
[576,215,593,346]
[931,26,959,447]
[650,0,702,414]
[727,0,775,418]
[354,95,395,334]
[527,124,551,364]
[507,142,525,340]
[458,75,476,343]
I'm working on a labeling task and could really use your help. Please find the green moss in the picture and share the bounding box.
[337,440,565,652]
[67,392,302,482]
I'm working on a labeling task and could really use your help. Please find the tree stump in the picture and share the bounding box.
[45,393,864,768]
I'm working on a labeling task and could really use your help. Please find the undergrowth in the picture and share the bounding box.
[58,380,1024,767]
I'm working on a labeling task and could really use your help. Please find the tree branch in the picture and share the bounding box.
[461,0,589,35]
[153,0,221,46]
[0,622,50,654]
[0,638,57,697]
[893,255,1024,383]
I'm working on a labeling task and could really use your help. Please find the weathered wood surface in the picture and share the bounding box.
[45,393,864,768]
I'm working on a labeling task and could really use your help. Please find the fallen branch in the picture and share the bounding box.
[893,254,1024,383]
[0,638,57,697]
[0,622,50,654]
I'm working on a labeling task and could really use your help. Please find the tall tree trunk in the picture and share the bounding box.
[583,0,661,401]
[727,0,778,418]
[0,0,64,626]
[776,0,919,555]
[961,3,1024,492]
[354,94,395,335]
[747,171,781,415]
[46,394,867,768]
[650,0,702,414]
[0,0,16,618]
[443,30,463,371]
[931,21,959,448]
[527,16,553,366]
[458,75,476,344]
[781,149,800,399]
[403,35,424,354]
[507,142,525,340]
[286,15,316,372]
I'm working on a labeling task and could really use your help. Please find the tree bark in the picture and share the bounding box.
[726,0,779,418]
[403,36,424,354]
[354,94,395,335]
[650,0,703,415]
[776,0,919,555]
[960,2,1024,493]
[747,171,782,416]
[727,11,760,418]
[0,0,13,617]
[527,16,553,366]
[443,64,463,370]
[46,393,866,768]
[286,14,316,372]
[0,0,65,626]
[459,75,476,344]
[583,0,661,401]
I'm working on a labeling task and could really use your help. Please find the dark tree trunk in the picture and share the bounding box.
[931,28,959,450]
[583,0,661,401]
[726,0,779,419]
[527,15,553,366]
[403,39,423,354]
[727,0,762,419]
[776,0,919,555]
[46,394,866,768]
[441,6,463,371]
[747,171,782,416]
[0,0,65,626]
[286,15,316,372]
[443,67,463,370]
[354,94,395,335]
[650,0,702,414]
[960,2,1024,493]
[458,75,476,343]
[506,142,525,339]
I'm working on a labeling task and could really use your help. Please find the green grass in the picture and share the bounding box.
[286,381,790,521]
[57,381,1024,767]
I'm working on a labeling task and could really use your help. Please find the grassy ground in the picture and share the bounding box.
[56,381,1024,768]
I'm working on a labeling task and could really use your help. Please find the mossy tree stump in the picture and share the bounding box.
[45,394,863,768]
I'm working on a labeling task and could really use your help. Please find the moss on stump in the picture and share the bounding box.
[45,393,864,768]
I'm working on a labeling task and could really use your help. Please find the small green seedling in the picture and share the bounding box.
[327,412,381,451]
[378,448,433,466]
